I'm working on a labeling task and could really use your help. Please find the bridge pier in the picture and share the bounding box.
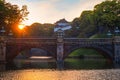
[56,29,64,64]
[57,43,64,62]
[114,36,120,64]
[0,37,6,63]
[56,43,64,70]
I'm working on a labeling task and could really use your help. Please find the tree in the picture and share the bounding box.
[27,23,54,37]
[0,0,29,36]
[79,11,96,37]
[64,18,80,37]
[71,11,96,38]
[94,0,120,31]
[69,0,120,38]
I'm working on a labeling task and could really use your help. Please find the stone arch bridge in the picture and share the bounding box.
[0,36,120,63]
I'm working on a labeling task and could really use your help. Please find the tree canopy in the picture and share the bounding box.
[70,0,120,38]
[25,23,54,37]
[94,0,120,30]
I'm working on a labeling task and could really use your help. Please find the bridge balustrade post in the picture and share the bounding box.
[0,36,6,63]
[114,36,120,64]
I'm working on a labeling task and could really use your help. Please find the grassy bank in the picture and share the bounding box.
[68,48,104,58]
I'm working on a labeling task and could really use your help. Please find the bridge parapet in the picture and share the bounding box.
[6,38,57,45]
[113,36,120,63]
[64,38,113,44]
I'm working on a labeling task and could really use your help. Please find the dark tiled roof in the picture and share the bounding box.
[55,18,68,23]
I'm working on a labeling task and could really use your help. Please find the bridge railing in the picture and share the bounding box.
[6,37,114,45]
[6,38,57,44]
[64,38,113,44]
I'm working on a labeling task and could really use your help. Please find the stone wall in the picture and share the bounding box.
[0,36,6,63]
[114,36,120,63]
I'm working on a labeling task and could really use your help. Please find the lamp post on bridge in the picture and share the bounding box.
[0,26,6,36]
[107,30,112,38]
[8,30,13,37]
[56,29,64,42]
[114,27,120,36]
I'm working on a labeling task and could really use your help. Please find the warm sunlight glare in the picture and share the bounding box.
[18,24,25,30]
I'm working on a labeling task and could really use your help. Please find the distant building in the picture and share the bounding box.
[114,27,120,35]
[54,19,72,32]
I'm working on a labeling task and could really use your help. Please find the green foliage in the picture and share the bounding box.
[65,58,108,69]
[69,48,103,57]
[71,11,96,38]
[94,0,120,30]
[90,34,108,38]
[69,0,120,38]
[65,19,80,37]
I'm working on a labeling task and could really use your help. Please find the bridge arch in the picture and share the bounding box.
[6,44,56,61]
[29,48,52,56]
[64,45,113,61]
[20,47,54,56]
[15,47,55,59]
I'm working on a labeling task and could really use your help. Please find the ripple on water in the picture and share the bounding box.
[0,69,120,80]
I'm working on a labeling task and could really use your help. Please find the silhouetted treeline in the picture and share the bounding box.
[24,23,55,37]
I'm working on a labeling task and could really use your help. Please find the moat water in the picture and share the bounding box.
[0,57,120,80]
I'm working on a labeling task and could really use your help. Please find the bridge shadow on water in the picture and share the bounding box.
[1,57,119,72]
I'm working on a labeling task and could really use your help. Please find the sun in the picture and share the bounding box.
[18,24,25,30]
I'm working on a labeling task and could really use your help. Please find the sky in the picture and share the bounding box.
[6,0,105,25]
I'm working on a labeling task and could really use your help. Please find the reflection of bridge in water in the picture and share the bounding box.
[0,36,120,64]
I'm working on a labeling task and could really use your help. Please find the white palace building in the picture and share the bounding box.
[54,19,72,32]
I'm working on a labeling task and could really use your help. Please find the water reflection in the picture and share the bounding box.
[3,58,115,70]
[12,59,56,70]
[30,56,53,59]
[0,58,120,80]
[56,60,64,70]
[64,58,113,69]
[0,68,120,80]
